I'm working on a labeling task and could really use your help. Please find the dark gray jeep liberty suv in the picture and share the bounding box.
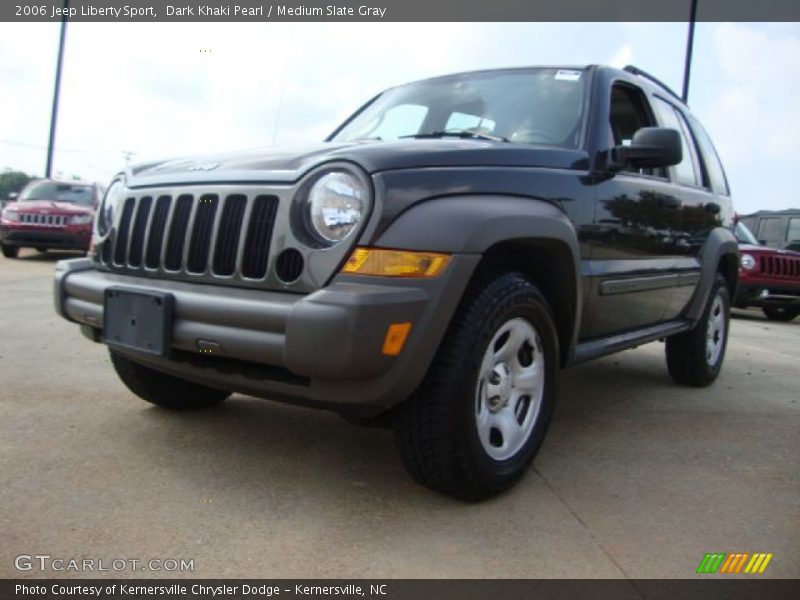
[54,65,738,499]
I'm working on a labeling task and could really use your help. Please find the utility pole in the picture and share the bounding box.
[46,0,69,178]
[681,0,698,104]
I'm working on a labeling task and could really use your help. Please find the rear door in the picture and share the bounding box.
[649,96,718,319]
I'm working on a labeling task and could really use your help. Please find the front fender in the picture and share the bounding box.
[374,195,582,358]
[374,195,580,257]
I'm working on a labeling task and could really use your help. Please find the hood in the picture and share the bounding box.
[739,242,800,257]
[5,200,94,215]
[126,140,589,188]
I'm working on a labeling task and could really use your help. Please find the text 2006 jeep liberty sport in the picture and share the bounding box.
[55,65,738,499]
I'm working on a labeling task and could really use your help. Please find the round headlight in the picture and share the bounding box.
[98,179,125,236]
[740,253,756,270]
[307,171,365,244]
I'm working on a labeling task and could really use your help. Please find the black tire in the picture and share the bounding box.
[762,306,800,322]
[666,274,730,387]
[110,351,230,410]
[1,244,19,258]
[393,272,558,501]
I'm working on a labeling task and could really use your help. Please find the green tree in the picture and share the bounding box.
[0,169,34,200]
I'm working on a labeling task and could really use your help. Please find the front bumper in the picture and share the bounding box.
[1,226,91,250]
[734,281,800,308]
[54,256,478,414]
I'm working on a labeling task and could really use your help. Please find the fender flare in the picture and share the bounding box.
[374,195,583,354]
[685,227,739,321]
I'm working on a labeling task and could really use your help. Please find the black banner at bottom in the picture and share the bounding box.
[3,579,800,600]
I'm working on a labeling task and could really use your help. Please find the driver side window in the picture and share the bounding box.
[609,83,660,175]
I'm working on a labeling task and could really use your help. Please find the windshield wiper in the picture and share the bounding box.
[400,129,509,142]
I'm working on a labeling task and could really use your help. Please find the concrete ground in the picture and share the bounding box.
[1,249,798,579]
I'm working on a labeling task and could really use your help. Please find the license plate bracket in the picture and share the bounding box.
[103,287,174,356]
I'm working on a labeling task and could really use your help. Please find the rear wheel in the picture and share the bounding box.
[393,272,558,500]
[110,351,230,410]
[762,306,800,322]
[666,274,730,387]
[1,244,19,258]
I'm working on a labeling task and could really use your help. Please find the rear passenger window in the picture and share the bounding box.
[687,114,730,196]
[652,97,699,187]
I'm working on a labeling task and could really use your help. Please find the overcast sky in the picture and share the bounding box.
[0,22,798,214]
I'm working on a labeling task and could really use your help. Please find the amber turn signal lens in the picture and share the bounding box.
[342,248,451,278]
[382,322,412,356]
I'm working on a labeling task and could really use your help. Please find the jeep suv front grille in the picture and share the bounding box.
[759,255,800,278]
[20,214,69,227]
[106,191,279,282]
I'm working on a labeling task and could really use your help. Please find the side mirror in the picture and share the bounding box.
[7,192,18,201]
[611,127,682,170]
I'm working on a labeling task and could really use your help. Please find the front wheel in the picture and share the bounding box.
[762,306,800,322]
[393,272,558,500]
[110,351,230,410]
[666,274,730,387]
[1,244,19,258]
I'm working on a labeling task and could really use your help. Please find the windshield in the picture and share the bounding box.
[734,221,760,245]
[331,68,588,148]
[20,181,94,205]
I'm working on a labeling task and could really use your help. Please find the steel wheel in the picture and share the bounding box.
[475,317,545,461]
[706,293,726,366]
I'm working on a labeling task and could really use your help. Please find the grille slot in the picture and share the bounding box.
[213,195,247,276]
[144,196,172,268]
[164,195,193,271]
[113,198,136,265]
[241,196,279,279]
[127,196,152,267]
[187,195,219,273]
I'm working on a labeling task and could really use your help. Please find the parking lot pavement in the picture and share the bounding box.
[1,249,798,579]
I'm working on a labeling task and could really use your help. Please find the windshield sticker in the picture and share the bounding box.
[555,69,582,82]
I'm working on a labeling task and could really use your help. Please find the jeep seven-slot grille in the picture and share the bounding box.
[20,213,69,226]
[107,192,279,280]
[759,254,800,278]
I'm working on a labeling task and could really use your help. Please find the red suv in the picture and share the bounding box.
[734,221,800,321]
[1,179,102,258]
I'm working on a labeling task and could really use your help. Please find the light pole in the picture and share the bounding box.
[681,0,698,103]
[46,0,69,178]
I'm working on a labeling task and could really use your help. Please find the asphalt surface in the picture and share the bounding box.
[1,249,798,579]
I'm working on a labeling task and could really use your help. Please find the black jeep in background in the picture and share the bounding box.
[54,65,738,499]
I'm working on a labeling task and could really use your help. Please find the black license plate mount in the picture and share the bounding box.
[102,287,174,356]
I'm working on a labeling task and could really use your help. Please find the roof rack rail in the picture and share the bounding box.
[623,65,683,102]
